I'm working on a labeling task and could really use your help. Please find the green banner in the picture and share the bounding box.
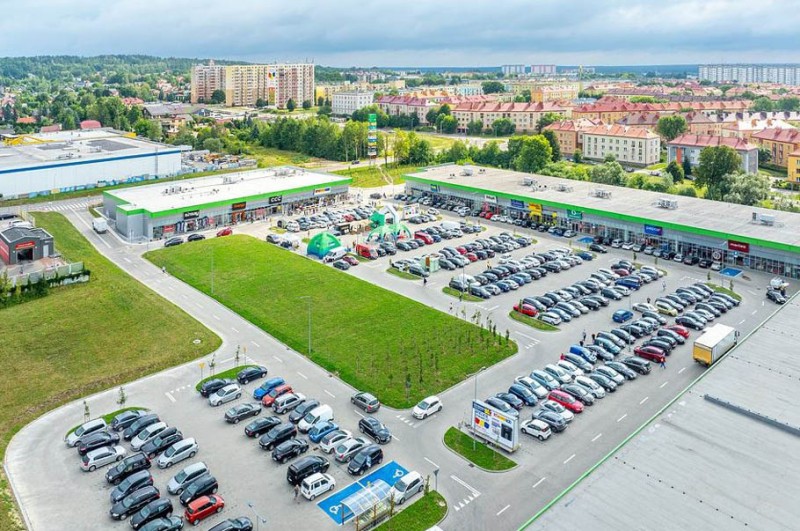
[567,209,583,220]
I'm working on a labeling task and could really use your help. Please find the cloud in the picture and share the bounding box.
[0,0,797,66]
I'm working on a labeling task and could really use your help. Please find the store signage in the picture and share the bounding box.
[644,224,663,236]
[268,195,283,205]
[163,225,176,234]
[712,250,722,261]
[471,400,519,453]
[183,210,200,220]
[430,184,439,192]
[728,240,750,253]
[313,187,331,196]
[484,194,497,203]
[567,209,583,220]
[511,199,526,209]
[528,203,542,215]
[14,241,36,251]
[231,202,247,211]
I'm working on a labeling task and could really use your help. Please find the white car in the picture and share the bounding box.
[544,364,573,385]
[632,302,657,313]
[613,285,631,297]
[539,312,562,326]
[499,253,513,264]
[131,422,168,451]
[574,376,606,399]
[412,396,443,420]
[621,241,635,250]
[520,419,552,441]
[640,266,664,278]
[65,418,107,447]
[273,392,307,414]
[209,384,241,406]
[167,462,209,495]
[611,239,623,248]
[334,437,369,463]
[301,473,336,501]
[81,445,126,472]
[513,376,548,399]
[540,399,575,422]
[556,360,583,378]
[319,429,353,454]
[389,471,425,505]
[157,438,198,468]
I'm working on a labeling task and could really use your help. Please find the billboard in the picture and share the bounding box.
[566,209,583,220]
[471,400,519,453]
[510,199,526,210]
[528,203,542,216]
[484,194,497,203]
[367,113,377,158]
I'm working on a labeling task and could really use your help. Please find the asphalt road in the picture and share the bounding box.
[4,201,782,531]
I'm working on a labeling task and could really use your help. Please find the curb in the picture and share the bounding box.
[441,429,518,474]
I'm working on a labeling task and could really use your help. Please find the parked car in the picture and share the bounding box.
[358,417,391,444]
[273,393,306,414]
[319,429,353,454]
[261,384,293,407]
[130,498,174,530]
[289,399,320,424]
[187,233,206,242]
[236,366,268,384]
[77,430,121,456]
[547,390,584,413]
[606,361,638,380]
[142,428,183,460]
[351,392,381,413]
[216,227,233,237]
[593,366,625,385]
[621,356,652,374]
[259,423,297,451]
[612,309,634,323]
[208,517,254,531]
[244,416,281,438]
[106,452,151,485]
[389,471,425,505]
[532,409,568,432]
[634,346,666,363]
[110,410,145,433]
[200,379,234,398]
[179,473,219,506]
[272,438,310,464]
[334,437,370,463]
[81,445,126,472]
[308,420,340,444]
[167,462,209,495]
[66,418,107,447]
[301,473,336,501]
[347,445,383,476]
[110,485,160,520]
[164,237,183,247]
[157,438,198,469]
[111,470,154,503]
[412,396,443,419]
[225,403,261,424]
[520,419,552,441]
[184,495,225,526]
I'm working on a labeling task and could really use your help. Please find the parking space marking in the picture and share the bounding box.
[497,505,510,516]
[533,477,546,489]
[167,285,176,291]
[165,392,176,403]
[678,367,687,374]
[660,381,669,388]
[195,302,204,309]
[353,409,365,418]
[485,305,499,312]
[213,314,221,321]
[424,457,439,468]
[317,461,409,523]
[563,454,576,464]
[391,434,401,442]
[640,396,649,405]
[297,371,308,380]
[324,389,336,398]
[617,413,627,422]
[231,327,240,333]
[737,319,746,325]
[272,355,282,362]
[451,475,481,497]
[591,433,602,442]
[123,257,132,264]
[251,341,260,347]
[748,289,758,296]
[751,309,758,315]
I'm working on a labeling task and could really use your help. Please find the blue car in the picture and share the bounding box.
[569,345,597,364]
[253,377,286,400]
[308,420,339,443]
[594,337,621,355]
[612,309,634,323]
[577,251,593,261]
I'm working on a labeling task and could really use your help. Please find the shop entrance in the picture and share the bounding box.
[16,248,33,262]
[232,211,246,223]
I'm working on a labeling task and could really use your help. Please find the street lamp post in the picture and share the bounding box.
[247,502,267,531]
[472,366,487,451]
[299,296,312,354]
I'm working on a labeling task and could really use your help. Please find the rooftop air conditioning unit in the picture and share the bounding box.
[461,166,474,176]
[759,213,776,226]
[592,189,612,199]
[523,177,537,187]
[656,198,678,209]
[555,183,573,192]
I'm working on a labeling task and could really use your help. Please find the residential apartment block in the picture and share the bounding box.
[530,64,557,76]
[751,128,800,167]
[501,64,527,76]
[573,100,749,123]
[190,62,314,108]
[582,124,661,166]
[787,150,800,184]
[451,101,567,133]
[530,84,579,103]
[543,119,600,157]
[699,64,800,85]
[331,91,375,116]
[377,96,436,124]
[667,134,758,174]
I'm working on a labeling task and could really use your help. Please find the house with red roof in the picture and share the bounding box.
[451,101,568,133]
[377,95,437,125]
[16,116,36,125]
[751,128,800,167]
[543,119,602,156]
[582,124,661,166]
[79,120,102,130]
[668,134,758,174]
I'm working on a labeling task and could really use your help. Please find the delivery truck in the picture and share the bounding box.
[92,217,108,234]
[692,324,737,366]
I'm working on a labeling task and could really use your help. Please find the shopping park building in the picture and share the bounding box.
[102,167,350,241]
[404,164,800,279]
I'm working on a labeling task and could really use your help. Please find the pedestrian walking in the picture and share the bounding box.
[582,330,587,342]
[591,333,596,342]
[660,358,666,369]
[662,281,666,291]
[647,297,651,304]
[579,340,584,347]
[294,484,300,502]
[449,303,454,314]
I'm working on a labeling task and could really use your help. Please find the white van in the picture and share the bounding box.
[92,217,109,233]
[298,404,333,433]
[301,473,336,500]
[65,418,107,447]
[323,247,347,263]
[440,221,461,231]
[286,221,300,232]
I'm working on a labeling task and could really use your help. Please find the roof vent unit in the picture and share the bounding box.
[522,177,537,187]
[591,189,612,199]
[555,183,573,192]
[461,166,474,176]
[759,213,776,226]
[656,198,678,209]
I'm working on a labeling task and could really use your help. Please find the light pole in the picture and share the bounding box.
[472,366,487,451]
[299,296,312,355]
[247,502,267,531]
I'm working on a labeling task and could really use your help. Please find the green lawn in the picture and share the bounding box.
[0,212,220,531]
[442,286,482,302]
[414,132,458,152]
[146,236,516,407]
[645,162,667,170]
[332,164,417,188]
[387,267,420,280]
[195,364,259,391]
[378,491,447,531]
[705,282,742,301]
[66,406,148,438]
[443,427,516,471]
[509,311,560,332]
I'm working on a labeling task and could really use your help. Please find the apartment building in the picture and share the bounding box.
[787,150,800,184]
[573,101,749,123]
[451,101,568,133]
[331,91,375,116]
[530,64,557,76]
[543,119,601,156]
[667,134,758,174]
[582,124,661,166]
[190,62,314,108]
[377,96,436,124]
[751,128,800,167]
[501,64,527,76]
[700,64,800,85]
[530,84,579,102]
[721,118,797,141]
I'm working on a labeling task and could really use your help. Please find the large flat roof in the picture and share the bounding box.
[405,164,800,254]
[0,129,180,172]
[106,166,350,215]
[530,296,800,530]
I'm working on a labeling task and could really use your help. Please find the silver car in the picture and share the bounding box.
[209,384,242,406]
[319,429,352,454]
[167,461,208,495]
[540,399,575,422]
[574,375,606,399]
[80,445,126,472]
[157,438,198,468]
[131,422,168,451]
[334,437,369,463]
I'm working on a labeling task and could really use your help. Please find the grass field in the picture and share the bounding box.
[705,282,742,301]
[443,427,516,471]
[378,490,447,531]
[509,311,560,332]
[0,212,220,531]
[332,164,417,188]
[414,132,458,152]
[386,267,421,280]
[249,146,316,167]
[442,286,482,302]
[146,236,516,408]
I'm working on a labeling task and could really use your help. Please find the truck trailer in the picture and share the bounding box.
[692,324,737,366]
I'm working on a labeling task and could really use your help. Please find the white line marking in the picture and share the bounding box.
[232,327,240,334]
[123,257,132,264]
[516,332,538,341]
[251,341,260,347]
[213,314,221,321]
[195,303,204,309]
[324,389,336,398]
[165,392,176,403]
[751,309,758,315]
[591,433,602,442]
[168,285,176,291]
[640,396,649,405]
[563,454,576,464]
[486,305,499,312]
[533,477,546,489]
[737,319,745,325]
[296,371,308,380]
[353,409,365,418]
[424,457,439,468]
[391,434,401,442]
[748,289,758,296]
[617,414,627,422]
[450,475,480,497]
[660,381,669,388]
[272,355,282,362]
[497,505,510,516]
[678,367,686,374]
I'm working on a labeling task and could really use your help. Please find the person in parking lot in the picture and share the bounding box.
[294,484,299,502]
[660,359,667,369]
[423,278,428,286]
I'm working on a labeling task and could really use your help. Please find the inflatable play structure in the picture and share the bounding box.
[367,204,411,242]
[306,231,343,259]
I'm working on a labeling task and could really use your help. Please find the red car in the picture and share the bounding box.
[548,390,584,413]
[666,324,690,338]
[478,212,488,218]
[216,227,233,237]
[634,345,666,363]
[185,495,224,526]
[513,303,538,317]
[261,384,293,407]
[465,252,478,262]
[456,246,467,255]
[484,212,494,219]
[612,268,630,277]
[343,255,359,266]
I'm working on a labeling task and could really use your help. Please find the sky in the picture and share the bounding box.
[0,0,798,66]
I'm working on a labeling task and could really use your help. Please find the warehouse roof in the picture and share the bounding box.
[0,129,181,172]
[404,164,800,252]
[529,295,800,530]
[0,225,52,243]
[106,166,350,215]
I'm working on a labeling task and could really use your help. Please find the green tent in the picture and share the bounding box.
[306,232,342,259]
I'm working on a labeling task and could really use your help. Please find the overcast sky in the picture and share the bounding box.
[1,0,797,66]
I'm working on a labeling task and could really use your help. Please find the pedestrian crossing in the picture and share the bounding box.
[34,199,96,212]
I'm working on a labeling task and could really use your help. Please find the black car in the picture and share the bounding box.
[347,445,383,476]
[586,372,617,392]
[767,290,787,304]
[259,423,297,450]
[130,498,173,530]
[225,403,261,424]
[187,234,206,242]
[272,438,309,463]
[589,243,608,253]
[606,361,638,380]
[287,455,331,485]
[358,417,391,444]
[580,297,601,310]
[106,453,151,485]
[333,260,351,271]
[140,516,184,531]
[532,410,567,432]
[675,315,704,330]
[657,328,686,344]
[209,518,255,531]
[179,473,219,506]
[111,470,154,503]
[142,428,183,459]
[110,485,160,521]
[289,400,320,424]
[494,392,524,410]
[698,259,712,268]
[124,414,161,441]
[236,366,268,384]
[77,430,120,456]
[508,384,538,406]
[245,415,281,438]
[164,237,183,247]
[111,410,145,432]
[643,338,674,354]
[199,378,235,398]
[561,384,595,406]
[621,356,652,375]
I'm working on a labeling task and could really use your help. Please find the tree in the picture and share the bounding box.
[723,173,771,205]
[534,112,561,133]
[466,120,484,136]
[255,98,267,108]
[210,89,226,104]
[573,149,582,164]
[694,145,742,189]
[439,115,457,134]
[541,129,561,161]
[133,118,162,141]
[777,97,800,112]
[317,96,325,107]
[750,97,775,112]
[665,160,684,182]
[758,147,772,166]
[302,100,312,110]
[202,137,224,152]
[425,108,439,125]
[408,137,434,165]
[675,184,697,197]
[513,135,552,173]
[481,81,506,94]
[491,118,515,136]
[655,115,688,141]
[590,160,626,186]
[706,173,737,201]
[286,99,296,112]
[682,155,693,177]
